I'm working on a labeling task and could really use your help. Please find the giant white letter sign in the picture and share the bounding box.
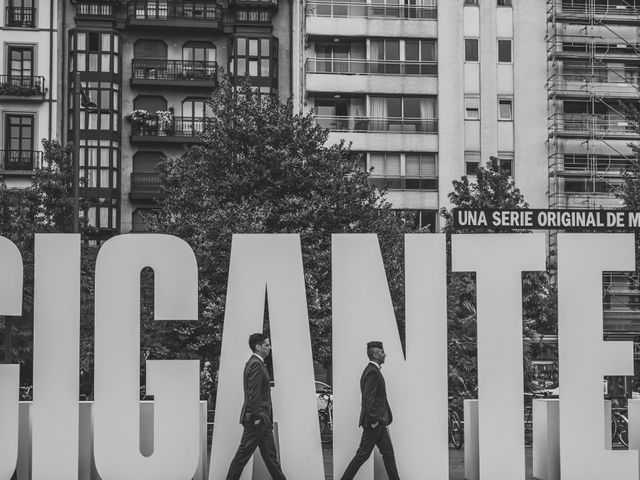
[210,234,324,480]
[558,234,638,480]
[94,234,199,480]
[0,236,22,480]
[31,234,80,480]
[332,234,448,480]
[452,234,545,480]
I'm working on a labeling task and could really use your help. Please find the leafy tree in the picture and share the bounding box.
[441,157,557,396]
[148,76,416,390]
[0,140,98,397]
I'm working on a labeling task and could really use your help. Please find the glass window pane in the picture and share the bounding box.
[237,38,246,56]
[387,98,402,117]
[249,60,258,76]
[77,33,86,51]
[498,39,512,62]
[405,41,419,62]
[101,34,111,52]
[261,38,270,55]
[385,40,400,60]
[249,39,258,56]
[465,39,478,61]
[261,59,269,76]
[403,98,421,118]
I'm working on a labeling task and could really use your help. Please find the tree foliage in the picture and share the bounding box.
[148,77,416,379]
[0,140,97,394]
[441,157,557,396]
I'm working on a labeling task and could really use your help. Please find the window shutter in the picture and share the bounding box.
[133,95,167,112]
[421,154,437,176]
[405,154,421,177]
[133,152,163,172]
[386,154,401,176]
[134,40,167,59]
[370,154,385,176]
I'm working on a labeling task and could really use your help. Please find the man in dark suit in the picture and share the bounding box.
[226,333,287,480]
[340,341,400,480]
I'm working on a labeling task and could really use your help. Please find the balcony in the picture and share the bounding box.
[74,2,117,20]
[550,113,638,139]
[230,0,278,9]
[130,172,162,201]
[307,1,436,19]
[306,58,437,76]
[548,36,640,62]
[6,6,35,27]
[233,9,274,23]
[548,70,640,99]
[126,1,222,30]
[131,60,217,88]
[0,75,46,101]
[547,0,640,24]
[0,150,41,172]
[368,176,438,190]
[316,115,437,133]
[130,116,205,144]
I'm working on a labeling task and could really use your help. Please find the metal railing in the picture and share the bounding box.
[551,113,638,136]
[549,191,624,209]
[0,75,46,96]
[368,176,438,190]
[6,6,35,27]
[316,115,437,133]
[306,1,437,19]
[550,68,640,84]
[75,2,116,17]
[548,0,640,17]
[1,150,41,171]
[234,9,273,22]
[131,172,162,192]
[131,116,206,137]
[306,58,437,75]
[230,0,278,6]
[131,60,217,81]
[126,1,222,21]
[547,36,640,58]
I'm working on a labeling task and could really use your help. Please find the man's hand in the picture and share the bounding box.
[371,422,379,429]
[254,419,262,425]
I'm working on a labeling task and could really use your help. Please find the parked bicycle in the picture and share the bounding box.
[318,392,333,444]
[448,396,464,449]
[611,407,629,447]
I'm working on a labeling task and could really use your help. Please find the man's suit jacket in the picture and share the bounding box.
[358,362,393,428]
[239,354,273,427]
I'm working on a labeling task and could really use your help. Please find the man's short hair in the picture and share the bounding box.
[367,340,383,360]
[249,333,268,352]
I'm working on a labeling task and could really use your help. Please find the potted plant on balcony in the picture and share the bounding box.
[156,110,174,136]
[125,109,154,135]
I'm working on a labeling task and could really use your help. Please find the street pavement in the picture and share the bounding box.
[322,444,534,480]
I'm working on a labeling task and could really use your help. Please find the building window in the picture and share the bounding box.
[183,41,216,63]
[7,0,35,27]
[368,152,438,190]
[230,37,274,78]
[369,96,437,131]
[74,81,120,131]
[315,42,362,74]
[73,31,120,74]
[80,140,118,190]
[7,45,33,81]
[465,152,480,176]
[465,39,479,62]
[498,152,514,176]
[4,114,34,168]
[412,210,438,231]
[498,39,512,63]
[464,0,479,4]
[498,99,513,120]
[497,0,512,6]
[465,96,480,120]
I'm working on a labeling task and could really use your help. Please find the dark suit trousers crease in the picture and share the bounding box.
[340,425,400,480]
[226,423,286,480]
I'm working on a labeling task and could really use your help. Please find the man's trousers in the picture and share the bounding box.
[340,424,400,480]
[226,422,286,480]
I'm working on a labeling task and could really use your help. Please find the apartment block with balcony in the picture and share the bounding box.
[64,0,292,238]
[302,0,440,229]
[0,0,57,188]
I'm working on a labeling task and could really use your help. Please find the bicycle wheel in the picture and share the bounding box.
[614,412,628,447]
[611,412,620,445]
[524,406,533,446]
[450,412,463,449]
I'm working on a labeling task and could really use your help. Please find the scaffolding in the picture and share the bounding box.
[547,0,640,332]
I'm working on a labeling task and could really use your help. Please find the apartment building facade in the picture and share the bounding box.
[61,0,294,241]
[0,0,57,188]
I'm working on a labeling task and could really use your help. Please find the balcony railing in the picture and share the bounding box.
[230,0,278,6]
[130,172,162,200]
[306,58,437,75]
[316,115,437,133]
[0,75,46,97]
[368,176,438,190]
[307,1,436,19]
[6,6,36,27]
[75,2,116,18]
[126,1,222,22]
[131,60,217,82]
[131,116,206,138]
[550,68,640,84]
[551,113,638,136]
[548,0,640,18]
[1,150,41,171]
[234,9,273,22]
